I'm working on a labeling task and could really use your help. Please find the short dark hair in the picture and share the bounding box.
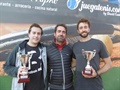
[54,24,67,34]
[28,23,43,35]
[77,18,90,29]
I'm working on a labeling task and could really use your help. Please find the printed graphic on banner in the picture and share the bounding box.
[67,0,81,10]
[67,0,120,16]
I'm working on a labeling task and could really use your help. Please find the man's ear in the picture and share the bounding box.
[28,33,30,38]
[88,28,90,32]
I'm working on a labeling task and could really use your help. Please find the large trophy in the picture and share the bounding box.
[82,49,96,75]
[18,54,30,83]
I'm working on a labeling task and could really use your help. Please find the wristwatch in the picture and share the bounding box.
[96,71,99,78]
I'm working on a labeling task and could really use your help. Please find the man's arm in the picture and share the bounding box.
[97,56,112,75]
[71,58,76,71]
[3,45,19,77]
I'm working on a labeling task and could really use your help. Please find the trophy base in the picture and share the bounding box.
[18,74,30,83]
[18,78,30,83]
[83,69,92,76]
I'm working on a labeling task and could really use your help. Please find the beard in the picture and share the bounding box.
[79,31,89,38]
[56,36,65,43]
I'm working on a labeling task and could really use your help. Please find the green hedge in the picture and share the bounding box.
[0,76,12,90]
[0,67,120,90]
[102,67,120,90]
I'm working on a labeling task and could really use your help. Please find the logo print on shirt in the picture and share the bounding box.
[67,0,81,10]
[32,61,37,64]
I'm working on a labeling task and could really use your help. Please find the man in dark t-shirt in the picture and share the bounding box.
[4,23,47,90]
[73,18,112,90]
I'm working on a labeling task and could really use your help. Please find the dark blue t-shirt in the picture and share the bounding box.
[73,38,109,90]
[24,44,44,90]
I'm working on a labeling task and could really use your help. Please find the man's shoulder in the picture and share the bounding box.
[46,42,54,49]
[66,43,73,49]
[91,38,104,45]
[40,42,46,47]
[73,41,79,46]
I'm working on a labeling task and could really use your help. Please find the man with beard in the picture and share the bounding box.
[47,24,74,90]
[73,18,112,90]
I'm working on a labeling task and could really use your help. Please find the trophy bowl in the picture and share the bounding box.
[82,50,96,76]
[18,54,30,83]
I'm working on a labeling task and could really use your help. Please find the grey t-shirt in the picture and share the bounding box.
[73,38,109,90]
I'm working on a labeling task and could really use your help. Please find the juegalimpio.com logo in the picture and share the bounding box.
[67,0,81,10]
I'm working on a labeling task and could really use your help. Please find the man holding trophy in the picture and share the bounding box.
[73,18,112,90]
[4,23,47,90]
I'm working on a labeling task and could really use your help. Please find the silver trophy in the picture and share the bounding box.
[82,49,96,75]
[18,54,30,83]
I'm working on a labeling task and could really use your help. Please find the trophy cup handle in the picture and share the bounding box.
[92,50,96,58]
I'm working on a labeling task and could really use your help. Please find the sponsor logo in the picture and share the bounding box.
[31,0,58,6]
[67,0,81,10]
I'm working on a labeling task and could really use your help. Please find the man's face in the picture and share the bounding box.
[54,26,66,43]
[77,22,90,38]
[28,27,42,45]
